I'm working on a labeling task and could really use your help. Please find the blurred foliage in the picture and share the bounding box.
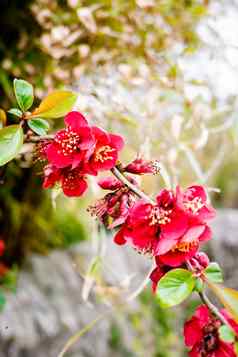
[106,288,202,357]
[0,0,209,105]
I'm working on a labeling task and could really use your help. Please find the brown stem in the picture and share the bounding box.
[111,166,155,204]
[186,260,229,327]
[24,134,54,143]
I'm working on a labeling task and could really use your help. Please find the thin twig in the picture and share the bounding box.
[111,166,155,204]
[24,134,54,143]
[186,260,229,327]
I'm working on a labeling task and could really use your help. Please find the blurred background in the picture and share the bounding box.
[0,0,238,356]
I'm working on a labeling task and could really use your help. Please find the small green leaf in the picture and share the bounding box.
[30,90,77,119]
[205,262,223,283]
[219,325,235,343]
[8,108,23,118]
[0,291,6,311]
[156,269,195,308]
[0,125,24,166]
[194,278,204,293]
[28,118,50,136]
[14,79,34,112]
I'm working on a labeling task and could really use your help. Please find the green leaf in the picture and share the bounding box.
[30,90,77,119]
[219,325,235,343]
[0,125,24,166]
[28,118,50,136]
[194,278,204,293]
[156,269,195,308]
[8,108,23,118]
[13,79,34,112]
[205,262,223,283]
[0,291,6,311]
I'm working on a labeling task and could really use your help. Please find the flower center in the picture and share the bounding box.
[201,323,220,355]
[55,129,81,156]
[149,207,172,226]
[171,240,197,253]
[184,197,204,214]
[95,145,115,162]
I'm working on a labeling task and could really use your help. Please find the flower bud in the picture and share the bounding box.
[97,177,123,190]
[194,252,210,269]
[124,158,160,175]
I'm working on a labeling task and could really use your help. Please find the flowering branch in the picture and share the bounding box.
[1,78,238,356]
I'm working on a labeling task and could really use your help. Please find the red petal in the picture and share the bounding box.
[62,175,87,197]
[180,225,205,244]
[114,228,126,245]
[64,111,88,129]
[215,341,237,357]
[156,234,179,255]
[92,126,110,143]
[161,209,188,241]
[77,126,95,150]
[184,319,203,347]
[185,185,207,202]
[46,142,73,168]
[198,225,212,243]
[109,133,124,151]
[159,243,199,267]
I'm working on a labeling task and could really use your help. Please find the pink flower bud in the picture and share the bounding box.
[194,252,210,269]
[124,158,160,175]
[98,177,123,190]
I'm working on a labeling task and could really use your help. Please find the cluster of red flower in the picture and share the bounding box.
[114,185,215,279]
[41,111,124,196]
[39,110,238,357]
[184,305,238,357]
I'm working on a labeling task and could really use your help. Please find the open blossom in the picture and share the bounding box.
[46,111,95,169]
[114,186,215,266]
[43,164,87,197]
[85,126,124,175]
[88,176,137,229]
[114,189,188,255]
[177,185,216,223]
[184,305,237,357]
[40,111,125,197]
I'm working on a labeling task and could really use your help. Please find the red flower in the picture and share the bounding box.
[43,164,87,197]
[124,157,160,175]
[149,256,172,292]
[88,176,137,228]
[114,189,188,256]
[177,185,216,223]
[85,126,124,175]
[184,305,236,357]
[156,185,215,267]
[46,111,95,169]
